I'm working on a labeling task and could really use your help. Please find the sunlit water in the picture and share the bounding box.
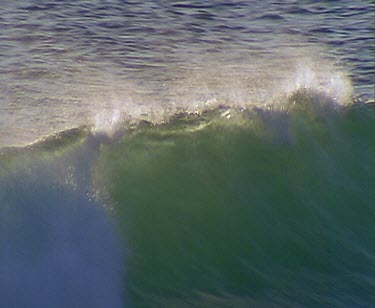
[1,2,374,308]
[0,0,374,146]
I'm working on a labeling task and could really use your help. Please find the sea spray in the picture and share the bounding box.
[0,140,126,307]
[282,61,353,106]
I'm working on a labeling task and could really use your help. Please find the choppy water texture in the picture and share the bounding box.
[1,0,374,146]
[0,1,374,308]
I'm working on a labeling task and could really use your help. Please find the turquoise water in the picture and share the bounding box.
[1,1,374,307]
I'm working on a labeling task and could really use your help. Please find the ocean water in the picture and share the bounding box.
[0,1,374,307]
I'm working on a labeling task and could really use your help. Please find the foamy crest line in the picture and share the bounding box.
[88,56,354,138]
[283,61,353,105]
[94,109,122,137]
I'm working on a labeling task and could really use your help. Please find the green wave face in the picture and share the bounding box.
[95,103,375,307]
[1,99,374,307]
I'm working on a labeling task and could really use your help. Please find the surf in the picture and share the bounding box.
[1,85,374,306]
[93,97,374,307]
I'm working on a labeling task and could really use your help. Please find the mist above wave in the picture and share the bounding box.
[91,53,353,139]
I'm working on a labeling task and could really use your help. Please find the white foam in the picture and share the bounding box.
[94,108,122,137]
[282,60,353,105]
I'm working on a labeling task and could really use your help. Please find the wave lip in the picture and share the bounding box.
[281,62,353,107]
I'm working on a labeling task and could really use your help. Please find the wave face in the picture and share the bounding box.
[96,102,375,307]
[1,94,375,307]
[1,0,374,307]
